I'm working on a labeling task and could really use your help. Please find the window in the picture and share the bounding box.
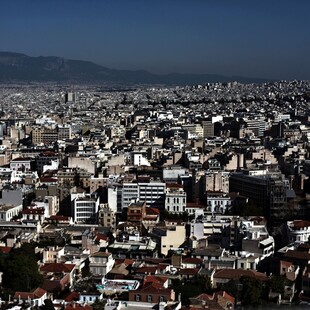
[160,296,165,302]
[147,295,152,302]
[136,294,141,301]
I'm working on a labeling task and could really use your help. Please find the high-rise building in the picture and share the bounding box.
[65,92,76,103]
[202,120,214,138]
[229,172,287,220]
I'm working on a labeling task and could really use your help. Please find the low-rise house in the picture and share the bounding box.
[108,237,157,259]
[128,281,175,303]
[89,251,115,277]
[280,260,299,282]
[42,246,65,263]
[22,207,45,223]
[40,263,76,296]
[13,287,47,307]
[189,291,235,310]
[212,268,268,288]
[282,250,310,269]
[79,292,103,304]
[286,220,310,243]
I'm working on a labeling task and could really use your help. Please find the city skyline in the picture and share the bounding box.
[1,0,310,80]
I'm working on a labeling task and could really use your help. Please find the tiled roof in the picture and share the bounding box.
[40,263,75,273]
[213,268,268,281]
[146,207,160,215]
[183,257,203,264]
[292,220,310,228]
[135,266,157,274]
[22,208,45,214]
[283,250,310,261]
[178,268,199,275]
[91,251,112,257]
[14,287,47,300]
[137,282,172,294]
[64,291,80,302]
[144,275,168,285]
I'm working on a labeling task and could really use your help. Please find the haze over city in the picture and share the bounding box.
[1,0,310,80]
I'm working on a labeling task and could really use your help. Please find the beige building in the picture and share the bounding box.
[57,168,91,188]
[31,126,44,144]
[98,203,116,230]
[90,177,109,193]
[205,171,230,193]
[152,222,186,256]
[68,156,97,175]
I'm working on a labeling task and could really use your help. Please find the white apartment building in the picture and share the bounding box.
[130,151,151,166]
[0,204,23,221]
[206,194,231,214]
[89,251,115,277]
[71,193,99,223]
[286,220,310,243]
[165,185,187,213]
[122,182,166,209]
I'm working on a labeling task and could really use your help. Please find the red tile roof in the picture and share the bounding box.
[283,250,310,261]
[64,291,80,302]
[178,268,199,276]
[213,268,268,282]
[49,215,71,221]
[135,266,157,274]
[183,257,203,265]
[91,251,112,257]
[40,263,75,273]
[14,287,47,300]
[146,207,160,215]
[166,183,183,188]
[144,275,168,286]
[137,282,172,294]
[40,177,57,183]
[22,208,45,215]
[291,220,310,228]
[94,233,108,242]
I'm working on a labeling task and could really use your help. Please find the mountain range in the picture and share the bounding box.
[0,52,274,86]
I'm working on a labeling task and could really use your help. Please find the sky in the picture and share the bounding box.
[0,0,309,80]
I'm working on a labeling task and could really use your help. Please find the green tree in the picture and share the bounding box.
[269,275,289,294]
[2,244,43,292]
[240,276,263,306]
[92,299,107,310]
[221,280,239,299]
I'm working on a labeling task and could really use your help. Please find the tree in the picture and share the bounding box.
[1,244,43,292]
[221,280,239,299]
[40,299,55,310]
[92,299,107,310]
[240,276,263,306]
[269,275,288,294]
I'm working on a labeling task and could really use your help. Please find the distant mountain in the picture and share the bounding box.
[0,52,273,85]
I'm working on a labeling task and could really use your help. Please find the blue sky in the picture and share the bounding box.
[0,0,309,79]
